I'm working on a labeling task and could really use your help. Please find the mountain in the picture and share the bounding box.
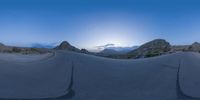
[95,46,138,58]
[98,49,122,56]
[101,49,121,54]
[54,41,98,55]
[54,41,80,52]
[1,40,200,59]
[96,44,138,53]
[105,46,139,53]
[126,39,171,59]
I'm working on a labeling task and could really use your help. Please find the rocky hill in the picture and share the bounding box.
[170,45,190,52]
[80,49,90,54]
[54,41,93,55]
[54,41,80,52]
[188,42,200,52]
[125,39,171,59]
[124,40,200,59]
[170,42,200,53]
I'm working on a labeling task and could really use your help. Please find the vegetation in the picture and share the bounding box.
[12,47,21,53]
[145,51,160,58]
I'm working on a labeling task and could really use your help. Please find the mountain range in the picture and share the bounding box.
[1,39,200,59]
[53,39,200,59]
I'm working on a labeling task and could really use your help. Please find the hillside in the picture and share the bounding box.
[124,39,171,58]
[54,41,80,52]
[0,43,50,54]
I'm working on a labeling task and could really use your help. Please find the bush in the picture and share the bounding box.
[12,47,21,53]
[145,51,160,58]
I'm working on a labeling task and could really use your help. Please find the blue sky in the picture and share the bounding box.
[0,0,200,50]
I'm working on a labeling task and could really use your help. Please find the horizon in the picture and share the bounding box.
[1,0,200,50]
[0,38,199,53]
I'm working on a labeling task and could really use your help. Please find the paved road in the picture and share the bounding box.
[0,51,73,99]
[68,52,181,100]
[179,52,200,99]
[0,51,200,100]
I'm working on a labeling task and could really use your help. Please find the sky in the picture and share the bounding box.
[0,0,200,50]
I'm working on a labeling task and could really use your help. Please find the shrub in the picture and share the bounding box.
[12,47,21,53]
[145,51,160,58]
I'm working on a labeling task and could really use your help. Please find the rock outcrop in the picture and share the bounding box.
[170,42,200,53]
[81,49,90,54]
[170,45,190,52]
[188,42,200,52]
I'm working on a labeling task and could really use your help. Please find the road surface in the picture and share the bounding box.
[0,51,199,100]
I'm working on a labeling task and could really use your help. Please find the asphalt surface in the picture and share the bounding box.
[179,52,200,99]
[0,51,199,100]
[0,51,73,99]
